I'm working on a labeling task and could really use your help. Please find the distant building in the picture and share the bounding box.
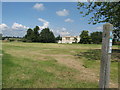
[58,36,80,44]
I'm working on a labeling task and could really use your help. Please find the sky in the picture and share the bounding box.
[1,2,103,37]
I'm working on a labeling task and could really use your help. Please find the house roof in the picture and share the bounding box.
[62,36,80,38]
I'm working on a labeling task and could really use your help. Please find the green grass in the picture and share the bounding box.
[2,42,119,88]
[75,48,119,85]
[2,52,98,88]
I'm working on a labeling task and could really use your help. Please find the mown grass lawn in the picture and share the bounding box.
[2,42,119,88]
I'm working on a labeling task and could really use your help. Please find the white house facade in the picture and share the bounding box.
[58,36,80,44]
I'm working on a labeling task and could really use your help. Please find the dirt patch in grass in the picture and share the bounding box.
[75,49,120,62]
[53,55,99,83]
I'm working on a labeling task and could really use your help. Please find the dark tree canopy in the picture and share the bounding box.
[32,26,40,42]
[25,26,40,42]
[25,28,34,42]
[24,26,55,43]
[79,30,102,44]
[39,28,55,43]
[90,31,102,44]
[79,30,91,44]
[55,35,62,41]
[77,2,120,29]
[113,29,120,44]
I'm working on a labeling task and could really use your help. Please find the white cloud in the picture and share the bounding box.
[56,9,69,16]
[60,27,70,35]
[96,26,103,31]
[38,18,49,30]
[60,31,70,36]
[12,22,29,30]
[1,23,29,37]
[61,27,67,31]
[3,29,27,37]
[53,27,70,36]
[65,18,74,23]
[33,3,44,11]
[0,23,8,31]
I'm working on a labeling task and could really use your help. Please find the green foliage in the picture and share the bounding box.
[39,28,55,43]
[74,37,78,43]
[79,30,91,44]
[77,2,120,42]
[33,26,40,42]
[25,26,55,43]
[113,29,120,44]
[25,28,34,42]
[90,31,102,44]
[77,2,120,29]
[24,26,40,42]
[9,39,15,42]
[2,36,23,42]
[55,35,62,41]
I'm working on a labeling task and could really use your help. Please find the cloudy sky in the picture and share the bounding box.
[1,2,103,37]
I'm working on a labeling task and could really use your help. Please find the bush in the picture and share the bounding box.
[9,39,15,42]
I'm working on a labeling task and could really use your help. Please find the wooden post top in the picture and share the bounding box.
[103,23,113,31]
[103,23,113,26]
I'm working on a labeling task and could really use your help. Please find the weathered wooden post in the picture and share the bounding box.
[99,23,113,88]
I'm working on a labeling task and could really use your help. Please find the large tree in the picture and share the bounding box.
[25,28,34,42]
[79,30,91,44]
[32,26,40,42]
[25,26,40,42]
[77,2,120,42]
[90,31,102,44]
[39,28,55,43]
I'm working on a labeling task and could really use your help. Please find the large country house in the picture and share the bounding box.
[58,36,80,44]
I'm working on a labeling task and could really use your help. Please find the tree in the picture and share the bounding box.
[24,26,56,43]
[24,26,40,42]
[39,28,55,43]
[77,2,120,42]
[113,29,120,44]
[74,37,78,43]
[55,35,62,41]
[25,28,34,42]
[79,30,91,44]
[90,31,102,44]
[32,26,40,42]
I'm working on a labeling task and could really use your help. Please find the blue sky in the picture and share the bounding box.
[1,2,103,37]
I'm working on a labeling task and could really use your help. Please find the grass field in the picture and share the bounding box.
[2,42,119,88]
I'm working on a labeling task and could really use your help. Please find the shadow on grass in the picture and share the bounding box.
[2,51,20,67]
[75,49,120,62]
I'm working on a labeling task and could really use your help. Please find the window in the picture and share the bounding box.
[66,37,70,40]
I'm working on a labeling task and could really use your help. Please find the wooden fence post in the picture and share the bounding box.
[99,23,113,88]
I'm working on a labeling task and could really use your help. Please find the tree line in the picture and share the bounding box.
[76,30,118,44]
[23,26,56,43]
[23,26,101,44]
[79,30,102,44]
[2,26,118,44]
[24,26,119,44]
